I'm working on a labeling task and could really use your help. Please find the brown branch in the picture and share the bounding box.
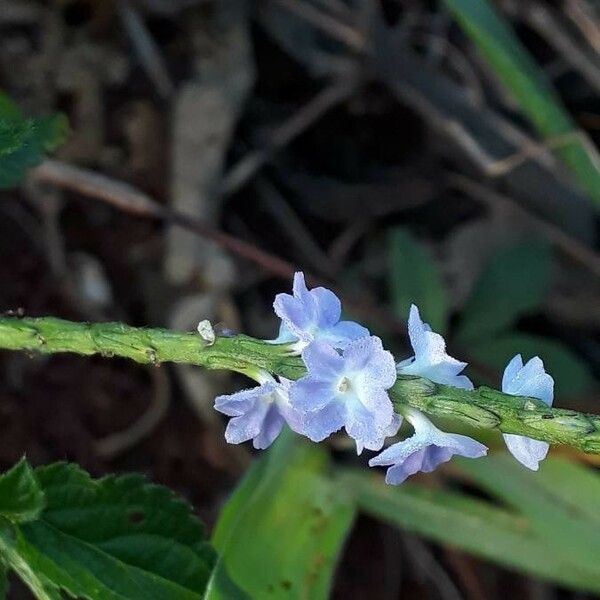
[32,159,296,281]
[482,131,600,178]
[271,0,366,53]
[30,160,407,331]
[565,0,600,54]
[220,78,356,196]
[501,0,600,95]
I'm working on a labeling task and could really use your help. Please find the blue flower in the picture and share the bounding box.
[369,408,487,485]
[273,272,369,350]
[397,305,473,390]
[502,354,554,470]
[289,336,399,453]
[214,376,301,450]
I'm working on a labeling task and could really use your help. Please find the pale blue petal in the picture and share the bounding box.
[409,410,487,459]
[274,272,364,349]
[292,271,311,299]
[224,401,270,444]
[217,379,295,449]
[383,449,427,485]
[369,410,487,485]
[401,360,473,390]
[312,286,342,328]
[320,320,370,348]
[354,433,388,455]
[345,396,394,455]
[345,336,397,388]
[442,432,488,459]
[502,356,554,404]
[214,383,272,417]
[407,304,431,356]
[276,378,304,433]
[274,273,319,338]
[352,409,401,455]
[399,304,472,390]
[289,377,334,413]
[502,354,523,391]
[503,433,549,471]
[420,445,455,472]
[301,340,344,379]
[453,374,475,390]
[281,403,305,434]
[379,431,486,485]
[503,356,554,406]
[386,413,403,436]
[271,322,297,344]
[501,356,554,469]
[396,356,415,370]
[352,386,394,428]
[273,294,315,339]
[301,401,346,442]
[253,405,286,449]
[369,432,425,467]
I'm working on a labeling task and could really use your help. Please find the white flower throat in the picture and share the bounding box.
[337,376,351,393]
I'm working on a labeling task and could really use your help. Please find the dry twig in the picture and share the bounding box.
[502,0,600,95]
[272,0,366,52]
[220,78,357,196]
[565,0,600,54]
[118,1,175,99]
[32,159,296,280]
[256,178,338,277]
[30,160,408,337]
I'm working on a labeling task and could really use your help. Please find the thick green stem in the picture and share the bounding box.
[1,317,599,453]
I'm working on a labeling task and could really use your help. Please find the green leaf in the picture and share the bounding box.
[455,455,600,584]
[206,431,355,599]
[388,228,448,333]
[0,519,61,600]
[0,91,68,189]
[0,458,44,524]
[442,0,600,206]
[471,332,594,396]
[0,462,215,600]
[457,241,552,342]
[0,561,8,599]
[531,457,600,525]
[0,94,21,120]
[344,466,600,593]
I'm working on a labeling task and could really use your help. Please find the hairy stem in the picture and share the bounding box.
[1,317,599,453]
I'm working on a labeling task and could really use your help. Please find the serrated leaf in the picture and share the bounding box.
[442,0,600,206]
[0,91,68,189]
[1,462,215,600]
[388,228,448,333]
[470,332,594,396]
[0,519,61,600]
[344,466,600,593]
[457,241,552,342]
[205,431,355,599]
[0,458,44,524]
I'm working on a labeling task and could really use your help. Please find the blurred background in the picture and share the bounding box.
[1,0,600,598]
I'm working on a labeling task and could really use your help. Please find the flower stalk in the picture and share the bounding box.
[1,315,599,453]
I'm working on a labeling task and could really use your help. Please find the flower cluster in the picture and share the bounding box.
[213,272,554,483]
